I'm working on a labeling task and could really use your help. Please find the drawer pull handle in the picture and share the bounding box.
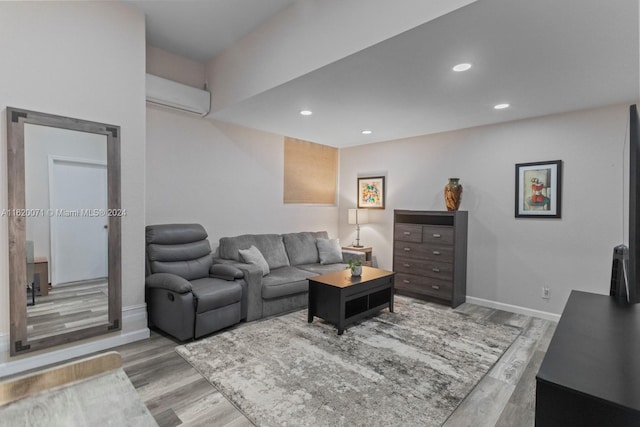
[433,251,441,255]
[433,234,441,238]
[404,247,411,252]
[403,280,411,284]
[403,231,411,235]
[432,268,440,273]
[431,285,440,290]
[403,263,411,268]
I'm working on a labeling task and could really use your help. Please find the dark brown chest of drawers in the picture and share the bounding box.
[393,210,467,307]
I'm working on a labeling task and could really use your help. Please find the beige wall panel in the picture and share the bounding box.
[284,137,337,204]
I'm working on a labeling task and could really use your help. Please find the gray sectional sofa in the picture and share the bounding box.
[212,231,365,321]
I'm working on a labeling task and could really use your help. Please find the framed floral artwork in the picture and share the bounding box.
[358,176,385,209]
[515,160,562,218]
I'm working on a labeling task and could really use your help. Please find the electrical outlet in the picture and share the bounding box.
[542,286,551,299]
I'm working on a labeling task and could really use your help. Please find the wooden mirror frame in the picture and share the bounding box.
[7,107,121,356]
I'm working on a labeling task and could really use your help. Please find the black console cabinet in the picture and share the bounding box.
[536,291,640,426]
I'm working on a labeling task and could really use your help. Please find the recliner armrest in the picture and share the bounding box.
[145,273,192,293]
[210,264,244,281]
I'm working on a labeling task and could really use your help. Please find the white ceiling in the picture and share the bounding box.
[127,0,296,62]
[131,0,640,147]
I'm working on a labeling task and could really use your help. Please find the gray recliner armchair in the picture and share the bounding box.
[145,224,246,341]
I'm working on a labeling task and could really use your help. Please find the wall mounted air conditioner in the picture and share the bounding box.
[145,73,211,116]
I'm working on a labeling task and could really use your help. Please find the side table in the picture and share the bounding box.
[34,256,49,296]
[342,246,372,266]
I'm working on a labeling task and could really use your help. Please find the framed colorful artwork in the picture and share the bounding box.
[515,160,562,218]
[358,176,385,209]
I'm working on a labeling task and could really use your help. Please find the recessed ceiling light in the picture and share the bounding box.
[452,63,472,72]
[361,130,372,135]
[300,110,313,116]
[494,103,510,110]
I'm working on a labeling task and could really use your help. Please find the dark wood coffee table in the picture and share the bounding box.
[307,266,395,335]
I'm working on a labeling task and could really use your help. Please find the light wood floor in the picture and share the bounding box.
[27,279,109,340]
[108,301,556,427]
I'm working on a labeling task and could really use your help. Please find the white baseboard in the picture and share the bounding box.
[122,303,149,332]
[0,304,149,377]
[123,303,147,314]
[466,296,561,322]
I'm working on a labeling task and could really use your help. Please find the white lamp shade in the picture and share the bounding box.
[348,209,369,225]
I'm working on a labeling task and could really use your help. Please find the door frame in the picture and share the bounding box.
[48,155,108,287]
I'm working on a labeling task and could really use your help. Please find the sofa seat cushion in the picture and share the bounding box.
[219,234,290,269]
[296,263,349,276]
[283,231,328,266]
[190,278,242,313]
[261,266,317,299]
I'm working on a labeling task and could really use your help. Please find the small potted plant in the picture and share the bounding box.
[347,259,363,277]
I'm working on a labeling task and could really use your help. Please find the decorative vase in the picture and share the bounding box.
[351,265,362,277]
[444,178,463,211]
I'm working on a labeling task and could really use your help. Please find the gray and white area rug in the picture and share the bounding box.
[176,296,521,427]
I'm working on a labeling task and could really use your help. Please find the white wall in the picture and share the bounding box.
[146,106,339,248]
[0,2,147,369]
[339,104,631,315]
[147,44,206,89]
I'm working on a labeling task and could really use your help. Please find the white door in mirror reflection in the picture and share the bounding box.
[50,159,108,285]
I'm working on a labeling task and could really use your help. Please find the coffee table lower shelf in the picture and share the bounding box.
[307,267,395,335]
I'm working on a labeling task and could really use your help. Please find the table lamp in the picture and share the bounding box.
[348,209,369,248]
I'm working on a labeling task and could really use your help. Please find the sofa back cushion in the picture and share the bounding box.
[219,234,290,270]
[147,223,208,245]
[146,224,212,280]
[283,231,329,265]
[149,254,212,281]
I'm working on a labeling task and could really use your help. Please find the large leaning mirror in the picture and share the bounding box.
[7,107,121,356]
